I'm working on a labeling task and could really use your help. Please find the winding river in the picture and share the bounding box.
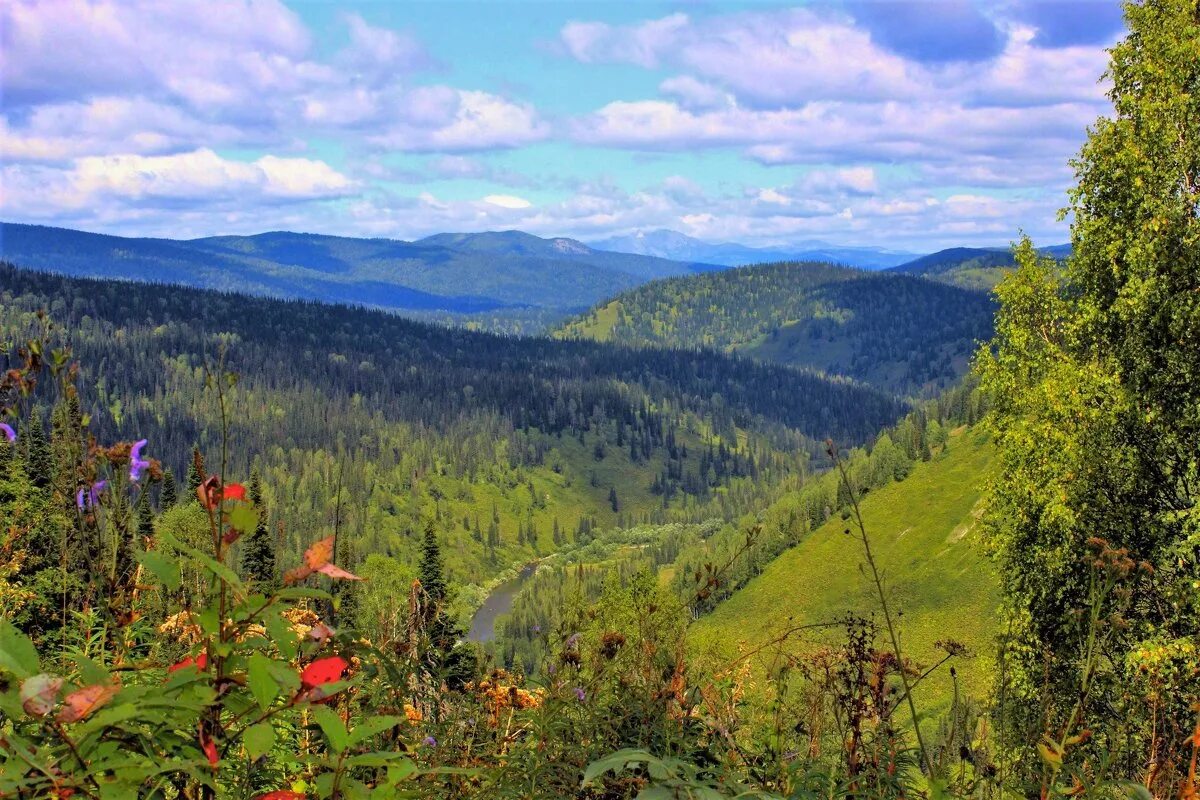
[465,562,537,643]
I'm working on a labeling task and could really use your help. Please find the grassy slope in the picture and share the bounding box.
[687,426,998,715]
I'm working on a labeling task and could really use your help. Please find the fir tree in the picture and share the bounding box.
[23,411,51,488]
[418,521,447,606]
[240,470,276,590]
[160,469,178,508]
[136,489,155,540]
[184,446,204,500]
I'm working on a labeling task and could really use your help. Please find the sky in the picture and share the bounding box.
[0,0,1126,251]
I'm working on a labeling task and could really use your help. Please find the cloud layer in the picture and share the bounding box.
[0,0,1124,249]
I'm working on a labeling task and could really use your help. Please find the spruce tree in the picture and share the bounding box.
[240,470,276,590]
[418,521,447,606]
[136,489,155,540]
[185,446,204,500]
[23,412,52,488]
[160,469,178,508]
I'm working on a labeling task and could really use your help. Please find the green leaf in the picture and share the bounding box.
[265,658,301,696]
[246,652,280,712]
[264,610,299,661]
[73,655,110,686]
[244,722,275,760]
[582,749,653,786]
[311,705,349,754]
[159,532,243,592]
[347,715,404,747]
[137,550,181,591]
[229,503,257,534]
[0,619,39,679]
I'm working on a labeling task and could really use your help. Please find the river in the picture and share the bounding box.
[465,561,538,643]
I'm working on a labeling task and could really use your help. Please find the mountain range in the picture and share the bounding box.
[588,228,919,269]
[0,223,717,315]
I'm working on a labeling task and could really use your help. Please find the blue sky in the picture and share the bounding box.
[1,0,1124,250]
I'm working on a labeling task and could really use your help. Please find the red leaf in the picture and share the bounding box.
[197,476,222,510]
[315,563,362,581]
[199,726,219,769]
[168,651,209,674]
[223,482,247,502]
[254,792,306,800]
[56,682,119,723]
[300,656,348,689]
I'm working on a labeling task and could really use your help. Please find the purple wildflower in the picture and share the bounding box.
[573,687,586,702]
[531,624,541,634]
[0,423,15,443]
[129,439,150,481]
[422,735,437,747]
[565,632,581,649]
[76,480,108,510]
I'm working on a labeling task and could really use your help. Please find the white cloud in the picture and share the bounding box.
[560,13,689,68]
[1,149,354,219]
[483,194,532,209]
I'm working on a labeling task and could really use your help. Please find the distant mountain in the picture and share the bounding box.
[0,223,716,316]
[588,229,918,269]
[415,230,714,281]
[889,244,1071,290]
[555,261,997,397]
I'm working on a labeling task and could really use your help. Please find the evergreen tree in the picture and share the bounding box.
[160,469,178,509]
[418,521,447,606]
[136,489,155,540]
[608,486,619,512]
[240,470,276,590]
[184,446,204,500]
[23,411,51,488]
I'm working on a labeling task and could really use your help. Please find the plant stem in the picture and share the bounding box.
[829,442,936,779]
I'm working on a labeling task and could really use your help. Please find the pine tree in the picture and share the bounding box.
[241,470,277,590]
[185,446,204,500]
[23,412,52,488]
[416,520,475,689]
[160,469,178,508]
[418,521,447,606]
[608,486,619,512]
[136,489,155,540]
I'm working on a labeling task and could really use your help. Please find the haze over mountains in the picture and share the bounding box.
[589,228,919,269]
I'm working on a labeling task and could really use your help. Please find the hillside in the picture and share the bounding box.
[589,229,917,269]
[889,244,1071,290]
[689,426,998,714]
[556,261,996,397]
[0,261,905,586]
[0,223,714,319]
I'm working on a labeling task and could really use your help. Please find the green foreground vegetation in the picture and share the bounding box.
[1,2,1198,798]
[690,427,998,712]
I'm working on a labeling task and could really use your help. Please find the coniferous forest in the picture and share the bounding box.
[1,1,1199,799]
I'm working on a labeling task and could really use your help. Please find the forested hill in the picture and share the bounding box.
[554,261,997,397]
[0,223,714,319]
[0,261,903,583]
[887,244,1071,290]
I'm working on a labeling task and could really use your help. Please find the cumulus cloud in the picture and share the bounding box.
[0,0,1111,250]
[1,1,545,159]
[2,149,354,221]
